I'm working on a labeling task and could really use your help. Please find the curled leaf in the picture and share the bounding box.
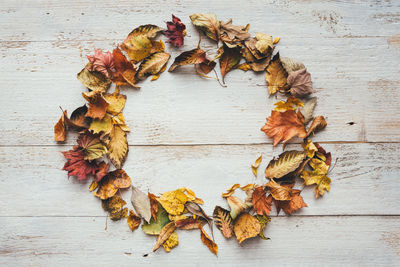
[153,222,176,252]
[252,186,272,216]
[94,169,131,200]
[219,19,250,47]
[213,206,233,239]
[233,213,261,244]
[265,150,306,179]
[148,192,159,221]
[200,226,218,255]
[227,196,252,219]
[82,91,109,120]
[266,179,292,201]
[54,110,68,142]
[251,155,262,177]
[222,183,240,198]
[287,68,313,97]
[86,49,114,78]
[69,105,91,129]
[307,115,327,137]
[189,13,220,41]
[275,187,307,215]
[273,97,303,112]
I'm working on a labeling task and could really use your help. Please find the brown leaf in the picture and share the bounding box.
[266,180,292,201]
[175,217,204,230]
[54,110,68,142]
[307,116,327,137]
[275,188,307,215]
[265,53,288,95]
[265,150,306,179]
[69,105,91,129]
[261,110,307,146]
[233,213,261,244]
[244,33,273,60]
[252,186,272,216]
[200,226,218,255]
[189,13,220,41]
[82,91,109,120]
[127,210,142,231]
[219,19,250,47]
[219,46,242,83]
[112,47,139,88]
[168,48,207,72]
[102,195,128,221]
[287,68,313,97]
[136,52,170,80]
[153,222,176,252]
[94,169,131,200]
[213,206,234,238]
[77,63,111,92]
[148,192,159,221]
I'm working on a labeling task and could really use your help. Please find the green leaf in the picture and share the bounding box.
[142,205,171,235]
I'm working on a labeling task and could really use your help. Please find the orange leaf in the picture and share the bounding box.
[266,180,292,201]
[82,91,109,120]
[94,169,131,200]
[54,110,68,142]
[127,210,142,231]
[112,47,139,88]
[307,115,327,137]
[175,217,204,230]
[274,185,307,215]
[261,110,307,146]
[148,192,159,221]
[252,186,272,216]
[200,226,218,255]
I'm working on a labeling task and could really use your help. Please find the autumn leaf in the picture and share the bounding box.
[77,64,111,92]
[124,24,163,41]
[314,142,332,166]
[265,53,288,95]
[86,49,115,78]
[89,181,98,192]
[287,68,313,97]
[163,14,186,47]
[186,202,213,238]
[153,222,176,252]
[240,46,270,72]
[162,231,179,252]
[301,157,331,198]
[227,196,252,219]
[103,92,126,116]
[251,154,262,177]
[265,150,306,179]
[89,113,113,136]
[122,36,165,63]
[102,194,128,221]
[180,187,204,205]
[112,48,139,88]
[130,186,152,223]
[142,205,171,235]
[69,105,92,129]
[281,57,305,73]
[148,192,159,221]
[273,184,307,215]
[189,13,220,41]
[157,189,188,216]
[168,48,208,72]
[266,179,292,201]
[307,115,327,137]
[302,140,318,158]
[127,210,142,231]
[245,33,274,59]
[233,213,261,244]
[219,45,241,83]
[300,97,317,124]
[219,19,250,47]
[252,186,272,216]
[200,226,218,255]
[107,125,128,169]
[213,206,234,238]
[82,91,109,120]
[94,169,131,200]
[76,131,107,161]
[175,217,204,230]
[221,183,241,198]
[54,109,68,142]
[136,52,170,80]
[256,214,270,240]
[261,110,307,146]
[273,97,304,112]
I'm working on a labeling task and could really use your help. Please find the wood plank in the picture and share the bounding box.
[1,216,399,265]
[1,143,399,216]
[1,35,400,145]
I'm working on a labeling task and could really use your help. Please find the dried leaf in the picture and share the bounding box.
[245,33,273,60]
[266,179,292,201]
[77,64,111,92]
[75,132,107,161]
[227,196,252,219]
[69,105,91,129]
[124,24,163,41]
[219,46,242,83]
[112,48,139,88]
[107,125,128,169]
[302,140,318,158]
[256,214,270,240]
[265,53,288,95]
[168,48,207,72]
[164,14,186,47]
[237,63,252,71]
[94,169,131,200]
[252,186,272,216]
[153,222,176,252]
[89,113,113,136]
[189,13,220,41]
[82,91,109,120]
[130,186,152,223]
[314,143,332,166]
[148,192,159,221]
[275,188,307,215]
[122,35,165,63]
[162,231,179,252]
[301,157,331,198]
[307,115,327,137]
[127,210,142,231]
[281,57,305,73]
[265,150,306,179]
[222,183,240,198]
[219,19,250,47]
[102,195,128,221]
[273,97,303,112]
[175,217,204,230]
[287,68,313,97]
[103,92,126,116]
[186,202,213,238]
[261,110,307,146]
[300,97,317,124]
[136,52,170,80]
[180,187,204,205]
[251,155,262,177]
[86,49,114,78]
[157,189,188,216]
[142,205,171,235]
[233,213,261,244]
[213,206,234,238]
[54,110,68,142]
[200,226,218,255]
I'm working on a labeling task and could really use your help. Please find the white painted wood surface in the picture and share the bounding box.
[1,0,400,265]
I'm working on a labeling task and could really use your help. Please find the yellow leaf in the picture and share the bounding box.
[237,63,252,71]
[251,155,262,176]
[77,64,111,92]
[89,113,113,136]
[111,113,130,132]
[221,183,241,198]
[273,97,304,112]
[104,92,126,115]
[94,169,131,200]
[255,33,273,54]
[301,170,331,198]
[127,210,141,231]
[107,125,129,169]
[168,214,188,222]
[162,231,179,252]
[240,184,256,191]
[273,37,280,44]
[102,195,128,221]
[302,140,318,158]
[265,150,306,179]
[136,52,170,80]
[233,213,261,244]
[157,190,188,216]
[89,181,98,192]
[265,53,288,95]
[122,36,165,63]
[153,222,176,252]
[179,187,204,205]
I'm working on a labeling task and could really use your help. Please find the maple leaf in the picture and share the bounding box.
[287,68,313,97]
[77,63,112,92]
[252,186,272,216]
[213,206,234,238]
[189,13,220,41]
[200,226,218,255]
[82,91,109,120]
[94,169,131,200]
[307,115,327,137]
[163,14,186,47]
[265,150,306,179]
[86,49,115,78]
[219,19,250,47]
[127,210,142,231]
[273,184,307,215]
[233,213,261,244]
[301,157,331,198]
[130,186,152,223]
[54,109,68,142]
[273,97,303,112]
[302,140,318,158]
[112,48,139,88]
[136,52,170,81]
[218,45,241,83]
[76,131,107,161]
[265,53,288,95]
[261,110,307,146]
[314,142,332,166]
[153,222,176,252]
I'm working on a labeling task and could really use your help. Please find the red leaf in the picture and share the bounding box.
[86,49,115,78]
[163,14,186,47]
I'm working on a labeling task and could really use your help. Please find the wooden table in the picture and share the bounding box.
[1,0,400,265]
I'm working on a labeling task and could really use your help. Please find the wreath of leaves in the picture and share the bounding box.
[54,13,333,255]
